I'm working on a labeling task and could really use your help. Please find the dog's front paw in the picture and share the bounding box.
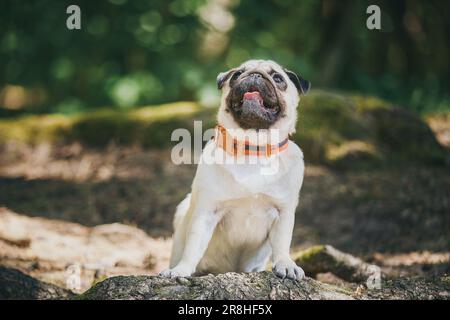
[273,258,305,281]
[159,264,193,278]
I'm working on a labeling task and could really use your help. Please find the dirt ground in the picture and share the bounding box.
[0,117,449,292]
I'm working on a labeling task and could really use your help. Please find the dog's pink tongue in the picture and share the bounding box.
[243,91,262,100]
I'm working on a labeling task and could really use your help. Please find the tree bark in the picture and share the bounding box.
[0,266,74,300]
[77,271,449,300]
[1,258,448,300]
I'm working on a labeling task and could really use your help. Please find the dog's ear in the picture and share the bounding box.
[284,69,311,95]
[217,69,235,90]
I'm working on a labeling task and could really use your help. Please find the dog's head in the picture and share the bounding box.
[217,59,310,134]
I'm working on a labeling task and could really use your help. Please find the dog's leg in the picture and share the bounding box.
[269,203,305,281]
[160,194,223,278]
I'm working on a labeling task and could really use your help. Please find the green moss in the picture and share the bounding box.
[0,114,72,145]
[295,91,379,164]
[91,275,109,287]
[0,92,445,167]
[368,107,446,165]
[295,90,445,166]
[0,101,207,148]
[293,245,326,263]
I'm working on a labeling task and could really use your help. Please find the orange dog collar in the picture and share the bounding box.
[214,125,289,157]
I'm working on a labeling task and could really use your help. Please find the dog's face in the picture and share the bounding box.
[217,60,310,134]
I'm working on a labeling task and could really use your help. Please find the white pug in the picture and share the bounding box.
[160,60,310,280]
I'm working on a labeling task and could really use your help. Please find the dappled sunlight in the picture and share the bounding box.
[1,140,449,255]
[0,101,212,147]
[0,114,72,144]
[0,207,171,293]
[0,143,187,182]
[198,0,235,58]
[326,140,378,163]
[426,110,450,148]
[131,101,200,120]
[0,85,47,111]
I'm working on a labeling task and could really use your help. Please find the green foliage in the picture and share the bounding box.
[1,0,209,111]
[1,0,449,114]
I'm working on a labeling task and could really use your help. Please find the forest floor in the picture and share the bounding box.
[0,113,449,294]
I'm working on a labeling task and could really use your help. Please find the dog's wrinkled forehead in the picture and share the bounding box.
[239,59,284,74]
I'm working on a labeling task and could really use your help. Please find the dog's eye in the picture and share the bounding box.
[272,73,284,84]
[231,70,244,80]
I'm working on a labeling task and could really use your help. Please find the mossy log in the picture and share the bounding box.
[294,245,381,283]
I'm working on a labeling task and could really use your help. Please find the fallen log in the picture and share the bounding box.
[294,245,381,283]
[78,271,449,300]
[2,265,448,300]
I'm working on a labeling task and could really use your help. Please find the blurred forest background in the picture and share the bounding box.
[0,0,449,295]
[1,0,449,115]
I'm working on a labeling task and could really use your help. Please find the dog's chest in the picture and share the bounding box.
[198,194,278,274]
[216,195,279,246]
[217,159,291,201]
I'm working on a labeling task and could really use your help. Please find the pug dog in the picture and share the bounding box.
[160,60,310,281]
